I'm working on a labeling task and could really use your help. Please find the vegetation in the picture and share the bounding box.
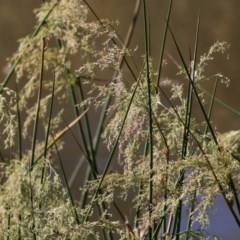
[0,0,240,239]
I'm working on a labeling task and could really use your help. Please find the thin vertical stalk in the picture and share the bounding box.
[186,78,218,239]
[69,84,91,160]
[43,75,55,158]
[38,74,56,210]
[7,211,10,240]
[72,97,111,207]
[15,84,22,161]
[156,0,173,90]
[176,13,200,239]
[153,117,170,238]
[28,38,46,240]
[17,214,21,240]
[0,151,5,162]
[52,136,80,224]
[182,13,200,160]
[30,38,46,168]
[204,77,218,135]
[77,80,95,166]
[142,0,154,238]
[135,132,149,232]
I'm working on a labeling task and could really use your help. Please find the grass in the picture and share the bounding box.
[0,0,240,239]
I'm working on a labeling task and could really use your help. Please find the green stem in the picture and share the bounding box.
[142,0,154,238]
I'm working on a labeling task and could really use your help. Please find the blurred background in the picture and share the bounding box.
[0,1,240,239]
[1,0,239,131]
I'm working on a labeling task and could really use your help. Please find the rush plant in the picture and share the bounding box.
[0,0,239,239]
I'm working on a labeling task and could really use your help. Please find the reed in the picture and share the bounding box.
[0,0,239,239]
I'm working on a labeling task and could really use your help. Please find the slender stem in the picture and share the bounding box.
[30,38,46,167]
[52,135,80,224]
[39,74,55,210]
[15,83,22,161]
[142,0,154,238]
[156,0,173,90]
[28,39,46,240]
